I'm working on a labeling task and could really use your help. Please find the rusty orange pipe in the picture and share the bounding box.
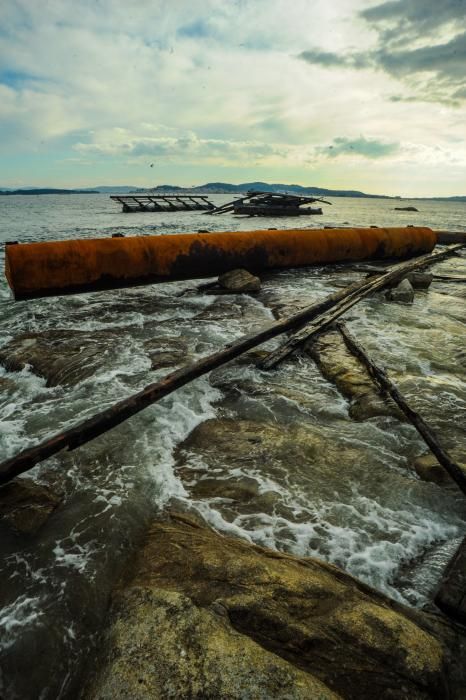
[5,227,436,299]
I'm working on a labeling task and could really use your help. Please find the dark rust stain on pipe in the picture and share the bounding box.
[5,227,437,299]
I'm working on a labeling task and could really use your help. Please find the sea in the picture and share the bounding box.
[0,193,465,698]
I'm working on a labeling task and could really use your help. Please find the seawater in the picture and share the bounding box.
[0,194,465,699]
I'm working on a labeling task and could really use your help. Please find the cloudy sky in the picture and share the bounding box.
[1,0,465,195]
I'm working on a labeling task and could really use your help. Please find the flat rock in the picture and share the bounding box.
[0,478,61,535]
[305,330,401,420]
[218,268,261,292]
[385,278,415,304]
[413,453,466,486]
[143,337,188,371]
[0,329,124,387]
[84,513,461,700]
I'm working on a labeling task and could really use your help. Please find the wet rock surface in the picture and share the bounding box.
[407,272,433,289]
[84,513,464,700]
[412,453,466,486]
[386,278,415,304]
[0,478,61,535]
[143,337,189,371]
[0,329,124,386]
[305,330,401,420]
[435,535,466,624]
[218,268,261,292]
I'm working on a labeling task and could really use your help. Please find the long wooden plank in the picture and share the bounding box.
[337,322,466,496]
[260,244,464,370]
[0,269,418,485]
[0,244,462,485]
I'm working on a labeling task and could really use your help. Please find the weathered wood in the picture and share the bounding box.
[435,230,466,244]
[1,244,462,485]
[110,195,214,213]
[433,275,466,282]
[207,191,331,216]
[0,274,402,485]
[336,322,466,497]
[260,244,464,370]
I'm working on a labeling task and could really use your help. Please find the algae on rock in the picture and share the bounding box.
[85,513,464,700]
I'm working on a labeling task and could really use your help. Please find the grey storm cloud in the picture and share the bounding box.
[361,0,466,42]
[299,50,369,69]
[299,0,466,104]
[318,137,399,159]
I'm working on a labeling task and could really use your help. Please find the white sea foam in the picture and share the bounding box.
[0,595,44,651]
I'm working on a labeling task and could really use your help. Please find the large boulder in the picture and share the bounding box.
[84,513,462,700]
[385,279,415,304]
[407,272,433,290]
[218,268,261,292]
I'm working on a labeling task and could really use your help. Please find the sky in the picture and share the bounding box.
[1,0,465,196]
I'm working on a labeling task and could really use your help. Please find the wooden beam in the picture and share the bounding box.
[336,322,466,497]
[0,261,433,485]
[260,243,464,370]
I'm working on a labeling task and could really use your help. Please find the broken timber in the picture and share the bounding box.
[0,244,463,486]
[110,195,214,213]
[0,282,390,484]
[206,190,331,217]
[259,243,464,370]
[336,322,466,497]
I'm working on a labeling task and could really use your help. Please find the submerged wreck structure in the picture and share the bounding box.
[207,190,332,216]
[110,193,214,212]
[1,224,466,698]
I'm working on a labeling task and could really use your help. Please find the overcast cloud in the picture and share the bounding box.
[0,0,465,195]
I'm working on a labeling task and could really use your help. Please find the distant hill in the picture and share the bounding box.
[93,186,140,193]
[2,183,465,199]
[135,182,393,198]
[0,188,99,195]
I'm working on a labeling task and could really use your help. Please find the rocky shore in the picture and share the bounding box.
[84,512,465,699]
[1,261,465,698]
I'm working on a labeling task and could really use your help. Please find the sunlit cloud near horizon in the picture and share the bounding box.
[1,0,465,196]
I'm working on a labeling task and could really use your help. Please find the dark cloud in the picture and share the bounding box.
[299,50,368,69]
[318,137,399,159]
[361,0,466,43]
[375,31,466,81]
[299,0,466,105]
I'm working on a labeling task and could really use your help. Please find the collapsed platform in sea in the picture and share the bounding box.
[110,194,214,212]
[207,190,332,216]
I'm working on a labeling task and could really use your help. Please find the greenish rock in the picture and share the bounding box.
[385,279,415,304]
[84,513,461,700]
[305,330,400,420]
[0,329,124,386]
[143,337,188,371]
[413,453,466,486]
[218,269,261,292]
[0,478,61,535]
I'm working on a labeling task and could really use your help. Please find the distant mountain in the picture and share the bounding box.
[2,183,465,199]
[93,186,140,193]
[136,182,393,198]
[0,188,99,195]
